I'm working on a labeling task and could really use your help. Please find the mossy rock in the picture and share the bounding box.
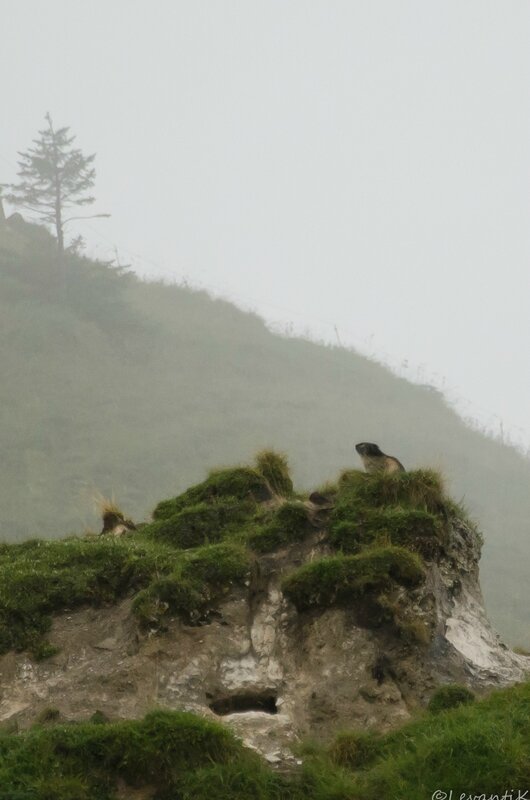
[428,684,476,713]
[282,545,424,612]
[247,501,310,553]
[0,537,172,655]
[148,498,255,549]
[331,507,445,559]
[153,467,272,519]
[133,542,250,626]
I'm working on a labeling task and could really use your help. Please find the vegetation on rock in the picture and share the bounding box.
[0,456,468,653]
[133,541,250,626]
[246,501,311,553]
[255,449,294,497]
[152,465,271,520]
[427,684,476,713]
[282,545,424,613]
[147,498,255,549]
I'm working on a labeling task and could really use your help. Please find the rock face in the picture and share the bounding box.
[0,512,526,764]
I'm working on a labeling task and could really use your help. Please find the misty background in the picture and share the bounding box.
[3,0,530,444]
[1,1,530,648]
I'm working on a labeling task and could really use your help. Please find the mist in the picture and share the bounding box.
[2,0,530,445]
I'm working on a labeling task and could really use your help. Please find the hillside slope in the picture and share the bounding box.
[0,218,529,646]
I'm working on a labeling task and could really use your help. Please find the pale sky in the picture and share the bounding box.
[2,1,530,445]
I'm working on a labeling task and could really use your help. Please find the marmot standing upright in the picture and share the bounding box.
[355,442,405,474]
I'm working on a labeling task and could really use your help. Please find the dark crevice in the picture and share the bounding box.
[209,692,278,716]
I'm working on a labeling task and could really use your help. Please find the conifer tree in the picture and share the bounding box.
[3,114,104,257]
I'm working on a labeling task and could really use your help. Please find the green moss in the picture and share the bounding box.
[147,498,255,549]
[247,501,310,553]
[427,684,476,713]
[153,467,271,520]
[255,449,294,497]
[133,542,250,626]
[331,507,445,558]
[282,546,424,612]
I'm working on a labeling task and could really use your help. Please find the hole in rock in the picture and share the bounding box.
[209,692,278,716]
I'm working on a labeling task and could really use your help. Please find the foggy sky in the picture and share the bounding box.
[3,1,530,445]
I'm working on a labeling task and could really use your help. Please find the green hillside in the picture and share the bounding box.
[0,217,529,646]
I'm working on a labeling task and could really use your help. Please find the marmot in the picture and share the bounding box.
[355,442,405,474]
[100,509,136,537]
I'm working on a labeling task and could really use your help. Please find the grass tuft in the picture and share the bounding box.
[255,449,294,497]
[427,684,476,713]
[328,730,382,769]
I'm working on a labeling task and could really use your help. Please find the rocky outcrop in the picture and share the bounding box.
[0,509,526,765]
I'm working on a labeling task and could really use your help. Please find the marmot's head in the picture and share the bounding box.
[355,442,384,457]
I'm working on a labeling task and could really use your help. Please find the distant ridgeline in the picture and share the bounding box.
[0,218,529,647]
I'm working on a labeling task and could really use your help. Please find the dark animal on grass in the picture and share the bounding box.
[355,442,405,474]
[100,509,136,537]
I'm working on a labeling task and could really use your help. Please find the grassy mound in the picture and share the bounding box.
[153,466,271,520]
[0,537,170,655]
[247,501,311,553]
[152,451,295,522]
[0,535,250,654]
[327,468,467,564]
[331,508,444,558]
[282,545,424,612]
[0,709,258,800]
[427,683,476,713]
[336,468,446,512]
[147,498,255,549]
[133,542,250,626]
